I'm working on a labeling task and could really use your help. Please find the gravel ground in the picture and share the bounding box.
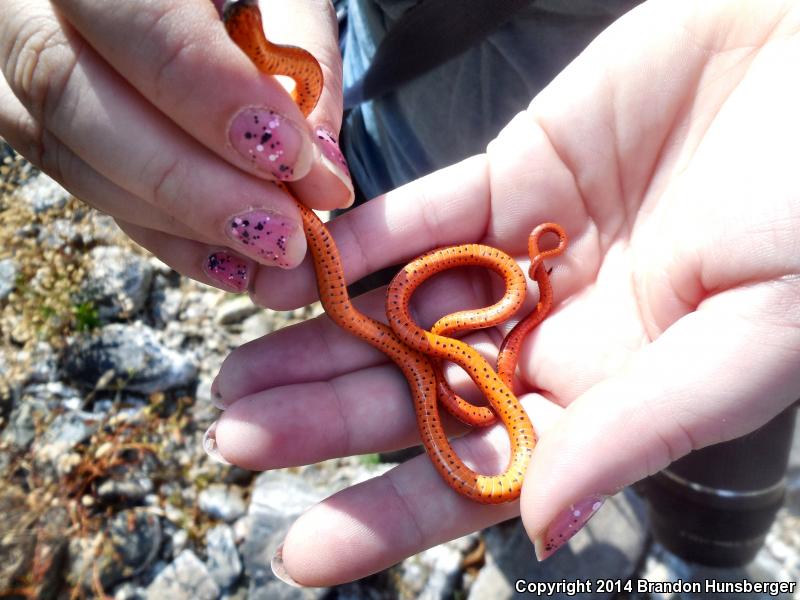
[1,141,798,599]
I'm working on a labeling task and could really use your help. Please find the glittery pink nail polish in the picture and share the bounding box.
[535,495,605,561]
[226,209,299,267]
[204,251,249,292]
[230,108,310,180]
[315,126,350,179]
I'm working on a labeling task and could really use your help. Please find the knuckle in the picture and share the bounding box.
[136,3,207,104]
[3,11,79,122]
[144,154,187,215]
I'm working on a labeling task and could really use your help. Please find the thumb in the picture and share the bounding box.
[520,282,800,559]
[257,0,353,209]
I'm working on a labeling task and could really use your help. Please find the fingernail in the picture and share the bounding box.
[203,421,232,465]
[226,209,303,268]
[271,543,303,588]
[315,127,350,178]
[534,495,605,561]
[204,251,249,292]
[315,126,354,207]
[230,107,312,180]
[210,377,225,410]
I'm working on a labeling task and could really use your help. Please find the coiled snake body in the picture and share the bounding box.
[224,0,567,503]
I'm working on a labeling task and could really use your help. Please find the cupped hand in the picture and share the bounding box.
[211,0,800,587]
[0,0,352,292]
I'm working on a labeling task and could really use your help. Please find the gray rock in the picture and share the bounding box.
[404,534,478,600]
[92,448,160,503]
[0,258,19,300]
[37,217,82,249]
[239,459,396,596]
[238,468,373,600]
[249,471,332,519]
[62,323,198,393]
[70,509,162,591]
[146,550,220,600]
[87,246,154,320]
[239,514,326,600]
[214,296,260,326]
[16,341,59,385]
[181,289,222,322]
[149,274,183,327]
[86,213,126,246]
[114,583,147,600]
[161,525,189,560]
[469,489,648,600]
[97,477,155,502]
[239,311,274,344]
[198,484,247,522]
[2,383,82,450]
[206,524,242,589]
[191,376,220,424]
[24,381,80,405]
[17,172,70,213]
[36,409,100,463]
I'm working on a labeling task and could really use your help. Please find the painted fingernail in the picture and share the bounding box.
[315,126,354,207]
[204,251,249,292]
[315,127,351,178]
[271,543,303,588]
[534,495,605,561]
[203,421,232,465]
[226,209,302,268]
[230,108,312,180]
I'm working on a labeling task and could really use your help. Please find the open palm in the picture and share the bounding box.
[212,0,800,586]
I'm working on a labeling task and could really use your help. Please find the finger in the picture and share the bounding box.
[51,0,351,207]
[0,71,222,247]
[1,0,308,268]
[249,154,495,309]
[520,280,800,558]
[215,321,534,466]
[0,74,231,250]
[0,72,39,162]
[117,220,256,293]
[249,144,593,311]
[215,364,440,469]
[276,394,563,586]
[214,260,515,404]
[256,0,354,207]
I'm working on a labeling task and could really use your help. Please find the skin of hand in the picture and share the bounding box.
[0,0,352,293]
[209,0,800,586]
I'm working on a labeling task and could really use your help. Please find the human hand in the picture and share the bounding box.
[0,0,351,292]
[210,0,800,586]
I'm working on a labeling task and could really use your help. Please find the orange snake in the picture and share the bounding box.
[224,0,567,504]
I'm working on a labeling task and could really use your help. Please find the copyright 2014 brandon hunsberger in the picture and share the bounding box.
[514,578,797,596]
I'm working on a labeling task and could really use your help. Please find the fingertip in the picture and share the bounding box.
[287,126,354,210]
[203,250,252,293]
[223,207,308,269]
[519,385,640,545]
[271,543,305,588]
[227,106,316,182]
